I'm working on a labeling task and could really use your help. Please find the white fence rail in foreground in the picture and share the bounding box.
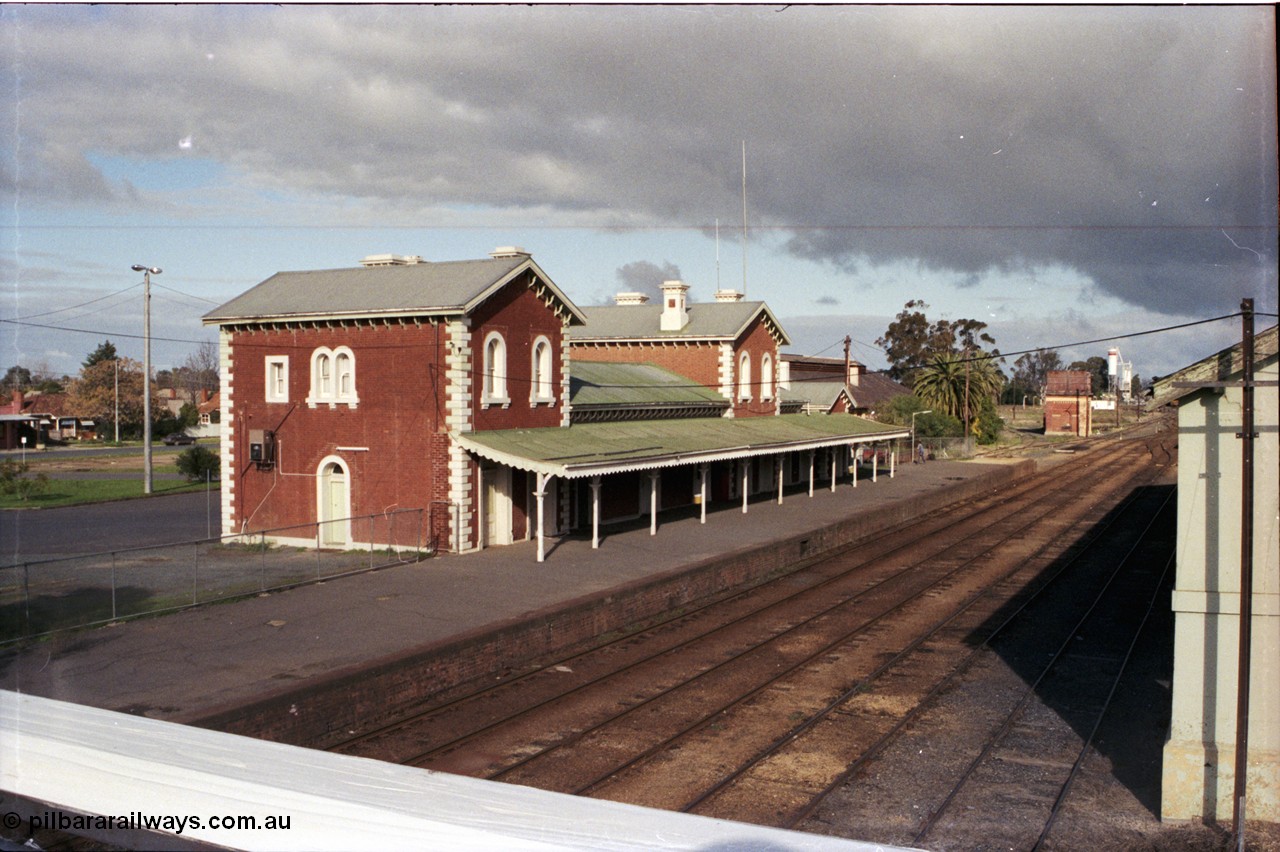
[0,691,908,852]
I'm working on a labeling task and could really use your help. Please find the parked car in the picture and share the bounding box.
[162,433,197,446]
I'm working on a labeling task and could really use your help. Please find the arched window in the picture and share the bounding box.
[308,346,358,407]
[483,332,508,404]
[530,336,553,404]
[738,352,752,402]
[761,353,774,401]
[318,351,333,397]
[335,350,353,398]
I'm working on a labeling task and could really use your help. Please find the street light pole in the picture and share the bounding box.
[132,265,161,494]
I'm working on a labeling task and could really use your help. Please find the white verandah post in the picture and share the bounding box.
[829,448,837,493]
[590,475,601,549]
[535,472,550,563]
[699,464,708,525]
[649,472,659,535]
[808,450,815,498]
[741,460,750,514]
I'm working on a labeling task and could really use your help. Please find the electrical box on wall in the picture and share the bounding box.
[249,429,276,468]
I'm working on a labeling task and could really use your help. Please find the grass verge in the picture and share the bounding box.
[0,478,215,510]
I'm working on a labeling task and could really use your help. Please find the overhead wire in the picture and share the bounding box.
[1,308,1255,389]
[6,282,142,321]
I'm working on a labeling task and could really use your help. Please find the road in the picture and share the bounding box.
[0,490,220,564]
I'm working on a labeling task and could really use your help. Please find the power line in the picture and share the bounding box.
[959,312,1243,365]
[6,282,141,321]
[0,316,211,346]
[153,282,222,305]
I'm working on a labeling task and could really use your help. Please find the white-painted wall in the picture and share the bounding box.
[1,691,895,852]
[1162,350,1279,823]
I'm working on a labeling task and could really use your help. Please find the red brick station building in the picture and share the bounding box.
[204,248,909,561]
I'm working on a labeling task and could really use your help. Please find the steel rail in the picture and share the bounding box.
[773,445,1173,830]
[1031,550,1175,850]
[487,445,1156,792]
[680,449,1169,818]
[909,487,1176,846]
[330,441,1136,760]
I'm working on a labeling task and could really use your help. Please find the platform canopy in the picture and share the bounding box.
[454,414,910,480]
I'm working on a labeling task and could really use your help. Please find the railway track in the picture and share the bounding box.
[330,430,1175,849]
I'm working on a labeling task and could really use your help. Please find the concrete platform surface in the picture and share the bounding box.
[0,459,1026,724]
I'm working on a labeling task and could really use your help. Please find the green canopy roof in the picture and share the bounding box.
[454,414,910,479]
[570,361,726,410]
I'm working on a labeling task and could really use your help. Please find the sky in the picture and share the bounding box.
[1,4,1276,384]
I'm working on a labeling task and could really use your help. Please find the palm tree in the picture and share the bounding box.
[913,351,1003,427]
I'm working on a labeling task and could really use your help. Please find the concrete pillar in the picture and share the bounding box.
[1162,366,1279,823]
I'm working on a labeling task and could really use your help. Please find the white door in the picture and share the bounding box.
[320,461,348,546]
[484,466,513,547]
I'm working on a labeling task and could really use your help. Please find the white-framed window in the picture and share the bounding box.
[738,352,752,401]
[482,332,509,406]
[265,356,289,403]
[760,353,774,401]
[530,336,554,405]
[307,346,358,408]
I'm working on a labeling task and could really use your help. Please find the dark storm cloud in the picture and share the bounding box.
[615,260,683,302]
[3,5,1274,316]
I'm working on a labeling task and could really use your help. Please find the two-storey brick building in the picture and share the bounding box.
[205,250,909,561]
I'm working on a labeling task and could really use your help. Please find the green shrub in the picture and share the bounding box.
[176,446,220,482]
[0,459,50,501]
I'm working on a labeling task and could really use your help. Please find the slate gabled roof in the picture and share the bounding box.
[569,301,790,345]
[204,255,585,326]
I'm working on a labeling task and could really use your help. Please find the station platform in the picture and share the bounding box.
[0,456,1034,744]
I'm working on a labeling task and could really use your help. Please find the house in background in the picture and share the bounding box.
[779,353,910,416]
[1043,370,1093,436]
[1149,324,1278,824]
[0,391,75,448]
[204,250,910,561]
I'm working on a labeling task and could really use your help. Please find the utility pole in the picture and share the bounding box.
[1232,298,1256,852]
[113,359,119,444]
[132,265,161,494]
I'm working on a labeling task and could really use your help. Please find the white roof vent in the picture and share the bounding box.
[714,289,744,302]
[660,280,690,332]
[490,246,530,259]
[614,292,651,306]
[361,254,424,267]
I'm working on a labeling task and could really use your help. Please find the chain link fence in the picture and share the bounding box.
[0,508,427,645]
